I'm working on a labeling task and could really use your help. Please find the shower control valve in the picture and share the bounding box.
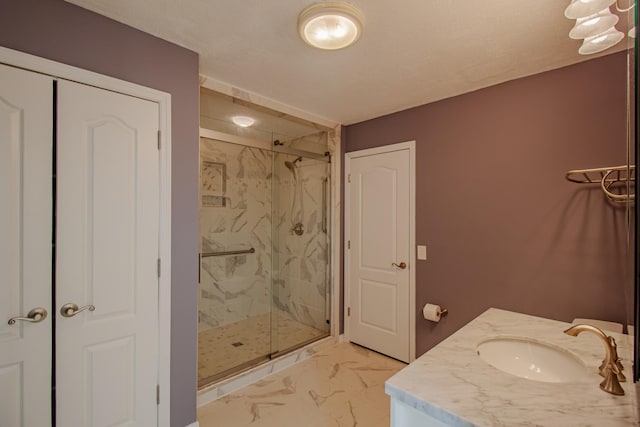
[291,223,305,236]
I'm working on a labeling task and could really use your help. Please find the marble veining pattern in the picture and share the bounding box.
[200,138,273,330]
[273,154,330,332]
[198,311,327,385]
[386,308,639,426]
[198,342,406,427]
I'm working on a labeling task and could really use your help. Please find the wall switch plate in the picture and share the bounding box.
[417,245,427,260]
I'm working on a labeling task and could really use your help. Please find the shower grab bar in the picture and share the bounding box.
[201,248,255,258]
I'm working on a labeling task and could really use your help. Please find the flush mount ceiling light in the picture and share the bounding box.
[564,0,634,55]
[231,116,255,127]
[565,0,616,19]
[569,8,619,39]
[298,2,364,50]
[578,27,625,54]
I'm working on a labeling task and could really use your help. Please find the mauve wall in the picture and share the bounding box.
[0,0,200,425]
[345,52,632,356]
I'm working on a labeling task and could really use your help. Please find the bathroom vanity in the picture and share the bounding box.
[385,308,639,426]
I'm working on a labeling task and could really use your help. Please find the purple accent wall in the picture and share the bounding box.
[345,52,632,356]
[0,0,200,425]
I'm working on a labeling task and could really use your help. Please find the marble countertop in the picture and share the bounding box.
[385,308,639,426]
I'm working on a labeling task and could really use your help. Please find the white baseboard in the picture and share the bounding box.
[185,422,199,427]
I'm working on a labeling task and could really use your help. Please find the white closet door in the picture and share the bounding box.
[56,80,160,427]
[0,64,53,427]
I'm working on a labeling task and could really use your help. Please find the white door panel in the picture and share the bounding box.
[56,80,159,426]
[348,148,411,362]
[0,64,53,427]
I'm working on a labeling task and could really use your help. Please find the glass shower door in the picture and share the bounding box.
[198,137,273,385]
[271,153,331,355]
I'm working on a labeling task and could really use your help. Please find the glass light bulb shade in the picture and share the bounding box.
[231,116,255,127]
[298,2,364,50]
[565,0,616,19]
[578,27,624,54]
[569,8,618,39]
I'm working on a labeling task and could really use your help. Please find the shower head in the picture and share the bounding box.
[284,157,302,171]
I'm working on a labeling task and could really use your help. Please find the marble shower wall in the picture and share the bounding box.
[199,138,272,332]
[273,154,330,333]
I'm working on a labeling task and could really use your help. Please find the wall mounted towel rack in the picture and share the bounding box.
[565,165,635,204]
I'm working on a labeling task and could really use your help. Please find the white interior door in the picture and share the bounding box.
[0,64,53,427]
[347,145,412,362]
[56,80,160,427]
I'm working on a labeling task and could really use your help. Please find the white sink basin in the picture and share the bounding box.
[476,337,588,383]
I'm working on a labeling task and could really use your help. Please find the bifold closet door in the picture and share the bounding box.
[0,64,53,427]
[56,80,160,427]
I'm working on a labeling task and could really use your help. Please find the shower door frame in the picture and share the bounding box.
[198,127,337,383]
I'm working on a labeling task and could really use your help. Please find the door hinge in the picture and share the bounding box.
[157,258,161,277]
[348,240,351,249]
[156,384,160,405]
[347,307,351,317]
[157,130,161,150]
[348,174,351,183]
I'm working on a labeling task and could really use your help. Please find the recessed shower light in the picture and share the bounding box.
[231,116,255,127]
[298,2,364,50]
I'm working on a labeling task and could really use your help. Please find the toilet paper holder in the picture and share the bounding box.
[423,303,449,322]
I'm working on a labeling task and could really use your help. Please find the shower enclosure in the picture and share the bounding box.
[198,134,331,387]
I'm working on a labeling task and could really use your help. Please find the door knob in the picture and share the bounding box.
[60,303,95,318]
[392,262,407,269]
[8,307,48,325]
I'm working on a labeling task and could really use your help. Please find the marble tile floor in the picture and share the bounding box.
[197,342,406,427]
[199,312,328,385]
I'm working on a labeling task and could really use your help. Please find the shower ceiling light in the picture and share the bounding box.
[569,8,619,39]
[298,2,364,50]
[565,0,616,19]
[231,116,255,127]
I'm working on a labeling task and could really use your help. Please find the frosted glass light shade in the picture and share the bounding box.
[569,8,619,39]
[231,116,255,127]
[579,27,624,54]
[298,2,364,50]
[565,0,616,19]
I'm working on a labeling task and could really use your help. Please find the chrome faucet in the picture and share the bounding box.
[563,324,625,396]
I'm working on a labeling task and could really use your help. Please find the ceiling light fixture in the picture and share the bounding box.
[578,27,625,54]
[569,8,619,39]
[298,2,364,50]
[565,0,616,19]
[231,116,255,127]
[564,0,634,55]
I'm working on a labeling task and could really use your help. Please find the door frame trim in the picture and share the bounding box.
[344,140,416,362]
[0,46,172,426]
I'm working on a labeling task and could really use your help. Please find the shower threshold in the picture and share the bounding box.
[198,331,330,388]
[197,334,335,406]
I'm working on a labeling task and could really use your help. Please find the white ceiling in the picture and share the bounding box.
[66,0,633,125]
